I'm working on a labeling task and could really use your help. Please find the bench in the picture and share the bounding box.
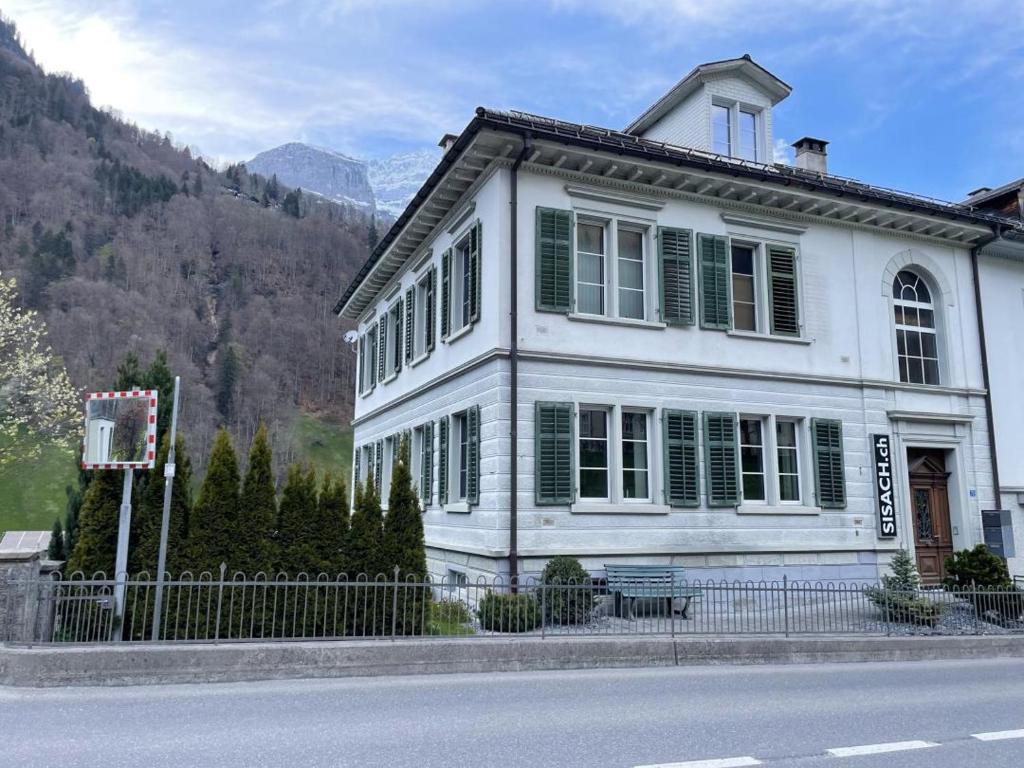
[604,564,702,620]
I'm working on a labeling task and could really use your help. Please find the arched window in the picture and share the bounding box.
[893,270,939,385]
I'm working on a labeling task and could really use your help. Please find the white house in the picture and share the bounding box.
[336,55,1024,584]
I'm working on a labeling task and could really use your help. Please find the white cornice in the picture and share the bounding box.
[564,184,666,211]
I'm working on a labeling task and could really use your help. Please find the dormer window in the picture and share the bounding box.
[711,101,761,161]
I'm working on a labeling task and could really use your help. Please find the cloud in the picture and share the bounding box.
[773,139,793,166]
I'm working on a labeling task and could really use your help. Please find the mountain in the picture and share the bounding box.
[0,18,368,473]
[246,143,375,210]
[246,143,440,219]
[368,151,440,217]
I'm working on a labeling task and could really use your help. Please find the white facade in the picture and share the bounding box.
[341,57,1023,583]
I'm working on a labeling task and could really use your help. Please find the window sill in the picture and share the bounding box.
[409,352,430,368]
[443,324,473,344]
[571,502,670,515]
[567,313,667,330]
[726,330,812,345]
[444,501,471,514]
[736,504,819,516]
[381,372,398,385]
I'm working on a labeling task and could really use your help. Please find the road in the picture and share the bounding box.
[1,659,1023,768]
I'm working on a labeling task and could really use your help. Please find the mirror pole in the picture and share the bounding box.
[151,376,180,641]
[112,467,133,640]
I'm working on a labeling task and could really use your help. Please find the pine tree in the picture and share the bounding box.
[316,473,349,575]
[47,518,64,560]
[348,474,384,578]
[66,470,123,576]
[275,464,319,575]
[382,438,430,635]
[129,433,191,577]
[185,428,240,575]
[237,424,276,576]
[115,352,143,390]
[144,350,174,445]
[882,548,921,592]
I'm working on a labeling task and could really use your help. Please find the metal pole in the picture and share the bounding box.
[112,467,134,640]
[151,376,181,641]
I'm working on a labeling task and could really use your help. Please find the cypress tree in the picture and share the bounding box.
[144,350,174,445]
[129,434,191,577]
[47,519,64,561]
[237,424,277,576]
[382,438,430,635]
[276,464,319,575]
[66,470,123,576]
[115,352,143,389]
[316,473,349,575]
[185,428,240,575]
[348,474,384,578]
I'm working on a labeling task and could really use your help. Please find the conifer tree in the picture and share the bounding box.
[47,519,64,560]
[115,352,143,390]
[144,350,174,444]
[382,438,430,634]
[275,463,319,575]
[129,433,191,576]
[316,473,349,575]
[348,474,384,578]
[185,428,240,575]
[237,424,276,576]
[66,470,123,576]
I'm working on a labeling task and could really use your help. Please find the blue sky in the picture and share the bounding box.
[5,0,1023,202]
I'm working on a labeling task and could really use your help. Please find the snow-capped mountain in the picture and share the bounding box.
[245,143,440,217]
[246,143,375,209]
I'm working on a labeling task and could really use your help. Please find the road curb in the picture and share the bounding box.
[2,635,1023,687]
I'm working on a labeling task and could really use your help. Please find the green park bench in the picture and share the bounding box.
[604,564,703,620]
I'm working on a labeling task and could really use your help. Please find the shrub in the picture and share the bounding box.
[476,591,541,633]
[539,556,594,625]
[866,549,945,626]
[428,599,474,636]
[944,545,1012,589]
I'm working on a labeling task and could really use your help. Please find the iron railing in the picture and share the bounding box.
[2,569,1023,644]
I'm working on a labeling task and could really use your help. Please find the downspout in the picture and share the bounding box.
[509,134,532,585]
[970,226,1005,508]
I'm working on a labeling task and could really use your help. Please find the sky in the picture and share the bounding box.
[4,0,1023,202]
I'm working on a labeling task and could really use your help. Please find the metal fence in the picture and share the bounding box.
[2,568,1023,644]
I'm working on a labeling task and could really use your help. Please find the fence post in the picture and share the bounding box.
[391,566,400,641]
[783,575,789,638]
[540,582,546,639]
[971,581,980,635]
[214,562,226,641]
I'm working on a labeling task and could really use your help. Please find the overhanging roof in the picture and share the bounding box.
[336,107,1022,319]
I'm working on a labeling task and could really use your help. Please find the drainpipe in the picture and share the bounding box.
[970,226,1005,508]
[509,134,532,586]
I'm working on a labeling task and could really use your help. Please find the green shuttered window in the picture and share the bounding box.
[535,207,574,312]
[768,246,800,336]
[404,287,415,363]
[703,412,739,506]
[440,249,451,339]
[469,222,481,324]
[393,298,403,375]
[658,227,695,326]
[426,267,437,352]
[420,421,432,505]
[438,416,449,504]
[376,316,387,382]
[662,410,700,506]
[466,405,480,504]
[812,418,846,508]
[698,234,730,329]
[535,401,574,505]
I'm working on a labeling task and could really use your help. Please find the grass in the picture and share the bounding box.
[428,599,475,636]
[289,412,353,484]
[0,441,78,537]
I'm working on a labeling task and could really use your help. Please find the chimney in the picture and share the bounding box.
[792,137,829,174]
[438,133,458,154]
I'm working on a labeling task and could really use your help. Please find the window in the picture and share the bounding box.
[731,243,757,331]
[739,418,766,502]
[455,237,472,329]
[712,104,731,156]
[381,435,396,507]
[576,222,606,315]
[578,408,609,500]
[620,411,650,500]
[893,270,939,385]
[416,422,433,505]
[738,109,758,161]
[776,420,801,503]
[442,223,480,340]
[411,426,423,498]
[454,412,469,501]
[385,300,403,379]
[442,407,480,506]
[414,269,435,358]
[359,325,378,393]
[617,229,645,320]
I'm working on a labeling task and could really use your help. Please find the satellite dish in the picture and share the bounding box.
[343,330,359,345]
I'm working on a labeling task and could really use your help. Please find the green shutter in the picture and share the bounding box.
[393,299,403,374]
[357,335,365,395]
[812,418,846,508]
[535,207,574,312]
[420,421,432,505]
[374,440,383,496]
[426,267,437,352]
[377,315,387,381]
[368,328,377,392]
[703,412,739,507]
[469,222,481,324]
[438,416,449,504]
[768,246,800,337]
[535,401,574,505]
[404,287,415,362]
[658,227,695,326]
[466,405,480,504]
[662,410,699,507]
[698,234,731,329]
[354,446,361,489]
[440,249,451,339]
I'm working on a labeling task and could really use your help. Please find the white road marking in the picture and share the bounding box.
[972,729,1024,742]
[633,758,761,768]
[826,740,937,758]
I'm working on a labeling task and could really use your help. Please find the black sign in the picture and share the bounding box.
[873,434,897,538]
[982,510,1015,559]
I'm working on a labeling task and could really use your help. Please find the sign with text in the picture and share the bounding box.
[872,434,897,538]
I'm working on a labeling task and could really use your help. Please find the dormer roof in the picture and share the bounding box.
[624,54,792,136]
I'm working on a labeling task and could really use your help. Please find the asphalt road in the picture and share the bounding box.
[1,659,1023,768]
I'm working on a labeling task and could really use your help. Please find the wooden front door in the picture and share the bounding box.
[908,452,953,584]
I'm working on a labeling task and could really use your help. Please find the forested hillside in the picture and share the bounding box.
[0,18,369,479]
